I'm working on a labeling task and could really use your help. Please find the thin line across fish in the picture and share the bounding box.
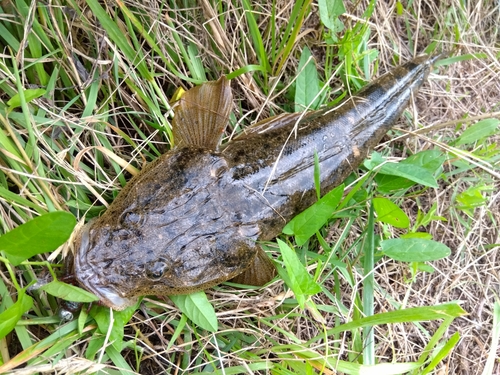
[73,54,440,310]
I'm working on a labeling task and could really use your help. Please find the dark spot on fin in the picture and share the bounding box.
[231,247,276,286]
[172,76,232,150]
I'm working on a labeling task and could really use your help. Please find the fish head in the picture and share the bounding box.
[73,148,260,310]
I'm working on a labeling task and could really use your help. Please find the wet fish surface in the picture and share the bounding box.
[74,54,439,310]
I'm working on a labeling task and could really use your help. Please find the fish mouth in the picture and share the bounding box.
[74,222,137,311]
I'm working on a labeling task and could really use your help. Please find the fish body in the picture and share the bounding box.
[74,54,438,310]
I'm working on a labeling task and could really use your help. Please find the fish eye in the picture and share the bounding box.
[120,211,141,227]
[210,159,228,178]
[146,261,168,280]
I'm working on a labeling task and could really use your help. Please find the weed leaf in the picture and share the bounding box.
[381,238,451,262]
[417,263,436,273]
[39,280,99,303]
[455,118,499,146]
[455,185,489,210]
[91,301,140,352]
[283,184,344,246]
[0,211,76,266]
[375,150,445,192]
[373,197,410,228]
[277,239,321,309]
[170,292,218,332]
[7,88,46,109]
[413,202,447,231]
[318,0,346,31]
[378,163,438,188]
[0,288,33,340]
[403,150,446,171]
[295,46,320,112]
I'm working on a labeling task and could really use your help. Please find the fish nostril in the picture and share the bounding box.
[113,229,131,241]
[131,264,144,276]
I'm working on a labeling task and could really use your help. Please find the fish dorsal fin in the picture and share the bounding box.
[234,112,303,139]
[223,110,319,147]
[172,76,232,150]
[231,247,276,286]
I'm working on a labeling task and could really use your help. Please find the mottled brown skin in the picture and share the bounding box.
[74,55,438,310]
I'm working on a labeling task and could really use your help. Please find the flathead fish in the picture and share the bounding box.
[74,54,439,310]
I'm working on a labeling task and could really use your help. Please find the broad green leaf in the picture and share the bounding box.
[0,211,76,265]
[86,336,106,360]
[375,150,446,192]
[39,280,99,303]
[91,300,140,352]
[170,292,218,332]
[455,118,499,146]
[373,197,410,228]
[363,151,385,170]
[277,239,321,309]
[404,149,446,172]
[455,185,489,209]
[379,163,438,188]
[0,288,33,340]
[417,263,436,273]
[283,184,344,246]
[295,46,320,112]
[375,176,414,193]
[318,0,346,31]
[381,238,451,262]
[7,88,46,109]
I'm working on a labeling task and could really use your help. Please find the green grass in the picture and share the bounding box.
[0,0,499,374]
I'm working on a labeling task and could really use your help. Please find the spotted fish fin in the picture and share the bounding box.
[231,247,276,286]
[172,76,232,150]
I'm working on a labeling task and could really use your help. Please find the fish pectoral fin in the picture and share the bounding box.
[172,76,232,150]
[231,247,276,286]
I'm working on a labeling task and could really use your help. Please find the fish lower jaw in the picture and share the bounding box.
[86,281,137,310]
[75,266,137,310]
